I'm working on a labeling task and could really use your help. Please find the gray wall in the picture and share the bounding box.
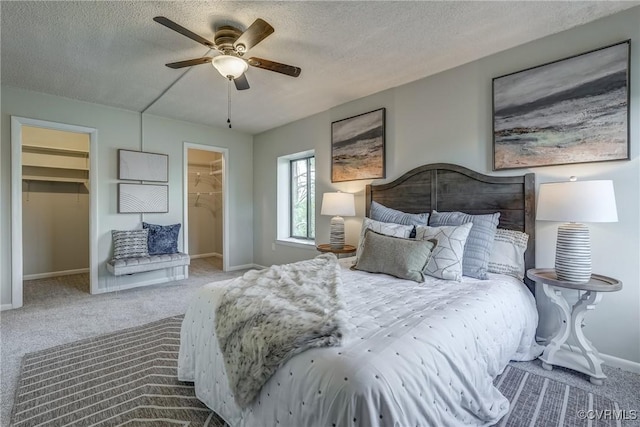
[1,87,254,304]
[254,9,640,364]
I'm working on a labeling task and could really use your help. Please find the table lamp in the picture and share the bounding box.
[536,177,617,283]
[321,192,356,250]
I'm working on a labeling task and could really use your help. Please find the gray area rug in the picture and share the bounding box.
[10,316,628,427]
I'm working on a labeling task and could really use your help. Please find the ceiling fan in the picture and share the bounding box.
[154,16,301,91]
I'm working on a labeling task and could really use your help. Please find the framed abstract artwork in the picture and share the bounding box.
[118,183,169,213]
[331,108,385,182]
[118,149,169,182]
[492,40,630,170]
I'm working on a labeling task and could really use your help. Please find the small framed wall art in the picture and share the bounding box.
[331,108,386,182]
[118,183,169,213]
[492,40,630,170]
[118,149,169,182]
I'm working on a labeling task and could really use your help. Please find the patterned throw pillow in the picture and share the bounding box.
[112,229,149,260]
[415,223,472,282]
[488,228,529,280]
[370,201,429,226]
[143,222,181,255]
[354,229,437,283]
[356,218,415,262]
[429,210,500,280]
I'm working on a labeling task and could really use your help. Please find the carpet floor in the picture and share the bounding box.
[8,315,630,427]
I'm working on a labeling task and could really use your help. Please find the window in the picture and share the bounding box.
[276,150,315,247]
[290,156,315,240]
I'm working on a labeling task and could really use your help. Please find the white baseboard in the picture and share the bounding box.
[1,304,13,311]
[535,336,640,374]
[227,263,262,272]
[601,353,640,374]
[190,252,222,260]
[252,264,267,270]
[24,268,89,281]
[93,274,186,294]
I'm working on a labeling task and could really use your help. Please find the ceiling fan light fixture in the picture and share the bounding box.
[212,55,248,79]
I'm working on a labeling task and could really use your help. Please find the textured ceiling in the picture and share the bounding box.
[2,1,637,135]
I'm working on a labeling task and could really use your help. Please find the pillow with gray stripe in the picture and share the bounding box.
[429,210,500,280]
[112,229,149,260]
[370,201,429,226]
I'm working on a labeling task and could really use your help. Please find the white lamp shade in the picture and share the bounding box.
[537,180,618,223]
[212,55,248,79]
[321,192,355,217]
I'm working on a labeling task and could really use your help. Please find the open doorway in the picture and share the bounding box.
[11,117,98,309]
[183,143,228,273]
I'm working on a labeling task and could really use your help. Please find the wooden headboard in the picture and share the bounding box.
[365,163,536,292]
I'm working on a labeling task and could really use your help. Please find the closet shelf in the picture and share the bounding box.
[22,143,89,155]
[23,176,88,184]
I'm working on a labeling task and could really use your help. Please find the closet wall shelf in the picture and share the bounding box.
[22,144,89,155]
[23,176,88,184]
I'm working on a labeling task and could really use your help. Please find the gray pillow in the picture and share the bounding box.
[356,218,415,262]
[429,210,500,280]
[354,229,437,283]
[370,201,429,226]
[112,229,149,260]
[415,223,472,282]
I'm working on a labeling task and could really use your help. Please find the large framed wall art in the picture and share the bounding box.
[118,183,169,213]
[118,149,169,182]
[492,40,630,170]
[331,108,385,182]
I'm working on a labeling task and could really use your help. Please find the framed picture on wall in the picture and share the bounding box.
[331,108,386,182]
[118,183,169,213]
[118,149,169,182]
[492,40,630,170]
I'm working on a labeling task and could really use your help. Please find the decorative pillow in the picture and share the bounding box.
[112,229,149,260]
[356,218,415,262]
[370,201,429,226]
[354,229,437,283]
[415,223,472,281]
[143,222,181,255]
[429,210,500,280]
[488,228,529,280]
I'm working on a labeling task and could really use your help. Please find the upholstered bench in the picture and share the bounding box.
[107,252,190,276]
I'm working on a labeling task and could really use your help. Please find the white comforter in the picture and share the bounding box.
[178,258,542,427]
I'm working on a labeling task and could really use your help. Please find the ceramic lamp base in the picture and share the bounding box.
[555,223,591,283]
[329,216,345,250]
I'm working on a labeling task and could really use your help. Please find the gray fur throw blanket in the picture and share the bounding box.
[215,253,350,408]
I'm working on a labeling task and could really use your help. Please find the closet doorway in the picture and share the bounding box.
[183,143,228,272]
[11,117,98,309]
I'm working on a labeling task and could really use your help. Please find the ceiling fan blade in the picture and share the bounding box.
[247,57,301,77]
[234,74,250,90]
[234,19,274,52]
[165,57,213,69]
[154,16,215,48]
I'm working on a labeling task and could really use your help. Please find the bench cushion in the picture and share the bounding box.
[107,252,190,276]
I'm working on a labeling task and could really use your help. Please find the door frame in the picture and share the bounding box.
[11,116,99,308]
[183,142,229,271]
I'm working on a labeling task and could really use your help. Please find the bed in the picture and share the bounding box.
[178,163,542,427]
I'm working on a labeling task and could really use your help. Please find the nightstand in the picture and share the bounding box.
[527,268,622,385]
[316,244,356,258]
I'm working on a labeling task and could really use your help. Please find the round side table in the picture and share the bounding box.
[316,244,356,259]
[527,268,622,385]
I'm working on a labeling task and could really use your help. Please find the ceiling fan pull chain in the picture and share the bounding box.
[227,78,232,129]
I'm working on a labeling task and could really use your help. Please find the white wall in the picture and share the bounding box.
[253,8,640,364]
[22,181,90,275]
[1,86,254,305]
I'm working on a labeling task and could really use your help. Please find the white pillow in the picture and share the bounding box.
[415,223,472,281]
[488,228,529,280]
[356,218,415,262]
